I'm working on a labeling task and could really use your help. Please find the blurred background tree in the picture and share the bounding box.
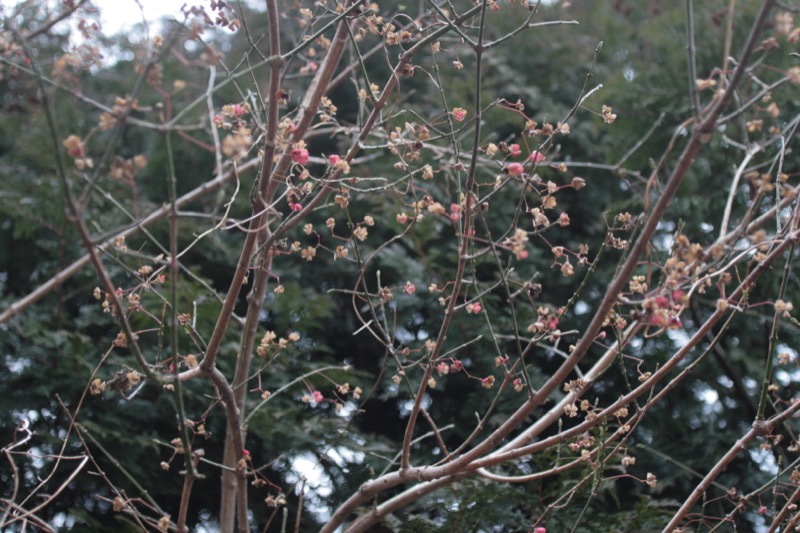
[2,0,799,531]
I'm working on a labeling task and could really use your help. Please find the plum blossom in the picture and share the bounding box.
[528,151,545,163]
[507,163,524,176]
[291,148,309,165]
[466,302,482,313]
[449,203,462,222]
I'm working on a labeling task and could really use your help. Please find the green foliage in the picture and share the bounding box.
[2,1,800,531]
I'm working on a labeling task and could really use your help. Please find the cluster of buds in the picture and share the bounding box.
[641,290,687,330]
[502,228,530,260]
[527,307,561,336]
[568,432,596,452]
[213,102,253,159]
[256,330,300,358]
[109,154,148,185]
[62,134,93,170]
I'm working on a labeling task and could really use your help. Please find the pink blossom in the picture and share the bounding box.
[435,362,449,375]
[328,154,341,166]
[289,202,302,212]
[558,212,570,227]
[468,302,482,314]
[312,390,323,403]
[403,281,416,295]
[451,360,463,372]
[509,143,521,157]
[654,295,670,309]
[507,162,525,176]
[452,107,467,122]
[534,528,547,533]
[546,315,559,330]
[291,148,309,165]
[396,212,409,224]
[449,203,462,222]
[242,449,250,456]
[517,249,528,259]
[232,104,244,116]
[528,151,545,163]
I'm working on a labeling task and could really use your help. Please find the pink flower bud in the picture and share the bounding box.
[528,151,545,163]
[403,281,416,295]
[328,154,340,166]
[449,203,462,221]
[507,163,525,176]
[68,145,84,157]
[291,148,310,165]
[470,302,482,313]
[509,143,521,157]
